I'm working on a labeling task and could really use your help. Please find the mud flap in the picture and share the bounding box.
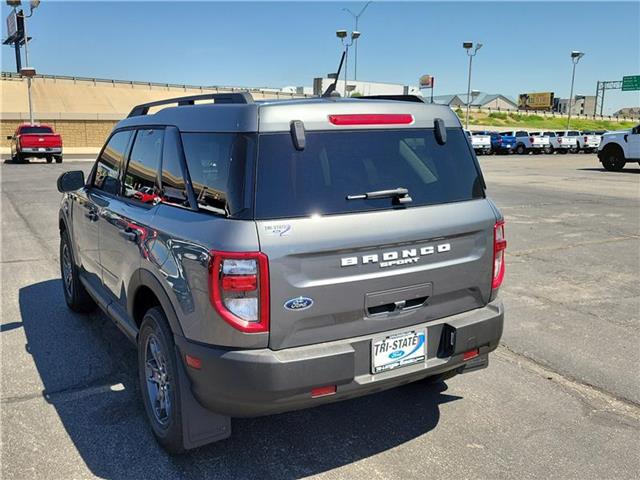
[176,350,231,450]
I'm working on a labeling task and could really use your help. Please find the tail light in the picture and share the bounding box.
[584,136,588,143]
[209,251,269,333]
[328,114,414,125]
[497,137,503,144]
[529,137,534,144]
[492,220,507,290]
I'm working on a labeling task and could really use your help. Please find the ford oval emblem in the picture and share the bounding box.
[284,296,314,311]
[389,350,405,359]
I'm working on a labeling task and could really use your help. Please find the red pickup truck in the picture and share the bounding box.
[8,123,63,163]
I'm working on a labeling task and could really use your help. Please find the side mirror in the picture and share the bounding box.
[6,136,12,140]
[57,170,85,193]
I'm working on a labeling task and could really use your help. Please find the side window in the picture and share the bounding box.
[160,128,190,208]
[181,133,252,216]
[93,130,132,194]
[123,129,163,204]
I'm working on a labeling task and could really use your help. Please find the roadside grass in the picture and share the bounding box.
[456,110,635,130]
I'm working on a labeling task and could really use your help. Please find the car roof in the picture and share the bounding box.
[114,95,461,133]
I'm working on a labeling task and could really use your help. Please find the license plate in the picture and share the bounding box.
[371,330,426,374]
[38,148,46,152]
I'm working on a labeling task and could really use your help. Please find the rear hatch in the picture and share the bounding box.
[254,124,498,350]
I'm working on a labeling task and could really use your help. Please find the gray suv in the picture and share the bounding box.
[57,93,506,453]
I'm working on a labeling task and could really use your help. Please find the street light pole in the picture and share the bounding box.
[566,50,585,130]
[13,1,41,125]
[336,30,359,97]
[21,10,34,125]
[343,1,372,82]
[463,41,482,130]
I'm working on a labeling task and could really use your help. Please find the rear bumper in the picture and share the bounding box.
[20,147,62,155]
[176,300,504,417]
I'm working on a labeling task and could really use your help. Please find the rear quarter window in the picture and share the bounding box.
[181,133,255,218]
[255,128,484,220]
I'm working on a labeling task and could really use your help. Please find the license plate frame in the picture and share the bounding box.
[371,330,426,374]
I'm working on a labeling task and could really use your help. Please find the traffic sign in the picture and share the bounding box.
[622,75,640,91]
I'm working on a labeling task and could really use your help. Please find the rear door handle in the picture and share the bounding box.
[119,228,138,242]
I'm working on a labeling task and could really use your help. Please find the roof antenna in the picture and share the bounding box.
[322,51,346,98]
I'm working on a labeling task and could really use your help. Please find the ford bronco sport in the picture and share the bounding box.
[57,92,506,453]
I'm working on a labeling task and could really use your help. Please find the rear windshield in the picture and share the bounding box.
[20,126,53,134]
[255,128,484,220]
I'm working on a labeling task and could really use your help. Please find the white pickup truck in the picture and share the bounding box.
[578,131,604,153]
[532,131,570,154]
[597,125,640,171]
[502,130,549,154]
[556,130,581,153]
[470,131,492,155]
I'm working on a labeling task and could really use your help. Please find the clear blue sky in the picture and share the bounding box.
[2,1,639,113]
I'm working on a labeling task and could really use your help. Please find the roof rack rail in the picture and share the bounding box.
[355,95,425,103]
[127,92,254,118]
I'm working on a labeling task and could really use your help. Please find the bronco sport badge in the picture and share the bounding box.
[340,243,451,268]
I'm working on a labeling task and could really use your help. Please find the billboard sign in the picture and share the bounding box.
[419,75,434,88]
[622,75,640,91]
[519,92,554,110]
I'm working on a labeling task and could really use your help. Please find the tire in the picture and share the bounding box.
[558,149,568,155]
[16,153,28,163]
[569,147,579,154]
[60,230,96,312]
[55,155,63,164]
[600,149,626,172]
[46,156,53,164]
[515,144,526,155]
[545,146,553,154]
[138,307,185,454]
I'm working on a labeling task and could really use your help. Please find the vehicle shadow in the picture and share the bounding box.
[578,167,640,174]
[19,279,460,480]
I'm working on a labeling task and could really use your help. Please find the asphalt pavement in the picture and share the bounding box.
[1,154,639,479]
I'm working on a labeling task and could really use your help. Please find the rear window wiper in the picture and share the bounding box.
[346,187,413,204]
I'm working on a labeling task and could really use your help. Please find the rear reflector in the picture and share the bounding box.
[310,385,337,398]
[463,349,479,361]
[185,355,202,369]
[328,114,414,125]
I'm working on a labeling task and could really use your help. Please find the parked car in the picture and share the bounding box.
[555,130,581,153]
[530,131,569,154]
[468,131,492,155]
[8,123,63,163]
[133,186,160,204]
[579,130,604,153]
[597,124,640,171]
[502,130,549,154]
[486,131,516,154]
[57,93,505,453]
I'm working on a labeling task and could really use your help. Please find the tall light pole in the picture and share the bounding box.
[336,30,360,97]
[463,41,482,130]
[566,50,585,130]
[10,0,40,125]
[342,1,372,82]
